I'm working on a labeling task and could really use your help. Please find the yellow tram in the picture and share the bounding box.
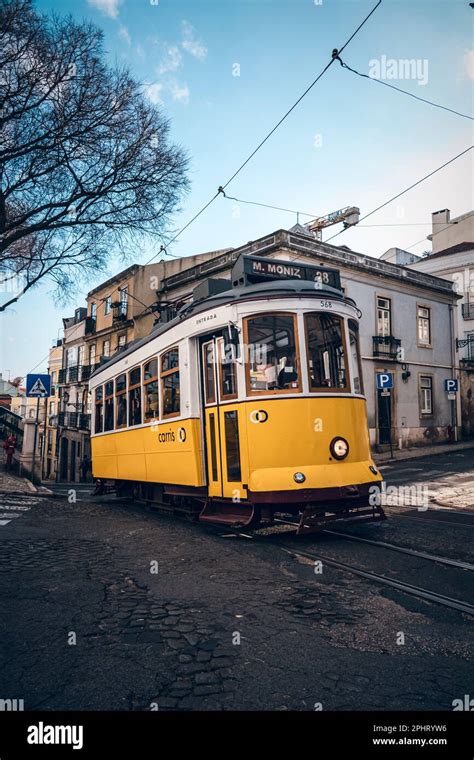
[89,254,385,533]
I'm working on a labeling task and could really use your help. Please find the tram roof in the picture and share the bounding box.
[90,278,356,380]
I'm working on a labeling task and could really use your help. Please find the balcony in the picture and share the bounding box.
[58,412,91,430]
[373,335,401,361]
[459,336,474,367]
[80,363,101,381]
[462,302,474,320]
[58,364,100,384]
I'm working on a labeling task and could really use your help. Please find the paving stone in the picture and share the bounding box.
[210,658,234,670]
[193,684,223,696]
[158,698,178,709]
[195,672,220,685]
[183,633,199,646]
[198,638,219,651]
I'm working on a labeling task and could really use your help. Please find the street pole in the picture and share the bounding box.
[31,397,40,484]
[387,392,393,460]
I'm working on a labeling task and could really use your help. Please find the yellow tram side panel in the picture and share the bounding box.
[91,417,205,487]
[243,396,381,493]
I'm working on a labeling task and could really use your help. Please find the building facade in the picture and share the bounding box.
[42,341,63,480]
[408,208,474,437]
[57,309,90,482]
[154,226,460,450]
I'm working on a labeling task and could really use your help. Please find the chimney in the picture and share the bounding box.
[432,208,450,234]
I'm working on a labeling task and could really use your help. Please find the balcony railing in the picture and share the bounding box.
[373,335,401,360]
[58,412,91,430]
[459,336,474,365]
[462,302,474,320]
[58,364,100,384]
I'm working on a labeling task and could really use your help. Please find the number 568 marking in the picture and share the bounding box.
[320,300,332,308]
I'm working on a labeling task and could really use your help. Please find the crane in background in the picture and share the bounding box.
[305,206,360,240]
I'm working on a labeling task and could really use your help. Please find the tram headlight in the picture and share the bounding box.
[293,472,306,484]
[330,437,349,460]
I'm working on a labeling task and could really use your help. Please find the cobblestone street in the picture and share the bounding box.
[0,450,473,712]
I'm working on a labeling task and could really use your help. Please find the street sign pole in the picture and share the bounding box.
[31,397,40,483]
[386,392,393,460]
[25,374,51,482]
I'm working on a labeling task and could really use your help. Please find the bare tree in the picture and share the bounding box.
[0,0,189,311]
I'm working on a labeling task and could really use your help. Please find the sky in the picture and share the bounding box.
[1,0,473,381]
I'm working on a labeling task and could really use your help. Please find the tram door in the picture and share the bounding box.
[202,337,245,499]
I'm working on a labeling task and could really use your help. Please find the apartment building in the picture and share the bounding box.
[407,208,474,436]
[42,341,63,480]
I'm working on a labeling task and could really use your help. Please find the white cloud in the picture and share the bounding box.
[157,45,182,75]
[181,20,207,61]
[464,49,474,80]
[169,81,190,104]
[143,83,163,105]
[118,25,131,46]
[87,0,122,19]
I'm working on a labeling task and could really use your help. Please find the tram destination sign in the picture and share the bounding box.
[232,255,342,290]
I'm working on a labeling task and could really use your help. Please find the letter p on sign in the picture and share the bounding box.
[376,372,393,390]
[444,379,458,393]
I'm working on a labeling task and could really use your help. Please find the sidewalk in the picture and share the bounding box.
[0,465,37,495]
[0,464,52,496]
[373,439,474,465]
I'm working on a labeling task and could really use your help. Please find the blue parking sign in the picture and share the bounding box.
[444,379,458,393]
[26,373,51,398]
[376,372,393,390]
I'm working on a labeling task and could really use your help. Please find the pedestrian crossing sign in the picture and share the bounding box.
[26,373,51,398]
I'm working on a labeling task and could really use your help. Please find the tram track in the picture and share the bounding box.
[214,519,474,618]
[274,543,474,617]
[273,518,474,571]
[387,512,474,529]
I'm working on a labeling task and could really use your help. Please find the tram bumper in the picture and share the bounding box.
[248,461,385,533]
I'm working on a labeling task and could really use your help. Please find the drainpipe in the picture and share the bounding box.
[449,304,458,441]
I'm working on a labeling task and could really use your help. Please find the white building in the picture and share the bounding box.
[407,208,474,436]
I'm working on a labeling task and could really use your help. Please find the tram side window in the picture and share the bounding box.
[161,348,180,417]
[306,313,348,390]
[143,358,159,421]
[115,373,127,428]
[128,367,142,426]
[349,319,363,394]
[245,314,300,393]
[104,381,114,431]
[94,386,103,433]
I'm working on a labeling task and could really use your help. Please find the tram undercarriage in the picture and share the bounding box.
[96,479,386,535]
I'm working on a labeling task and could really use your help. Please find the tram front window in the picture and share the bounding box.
[305,313,348,391]
[246,314,300,393]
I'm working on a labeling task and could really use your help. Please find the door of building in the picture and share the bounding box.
[377,371,393,445]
